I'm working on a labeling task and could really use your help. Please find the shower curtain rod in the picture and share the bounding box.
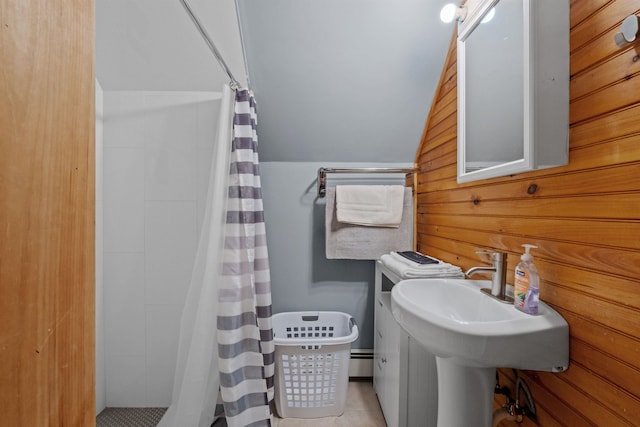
[179,0,241,89]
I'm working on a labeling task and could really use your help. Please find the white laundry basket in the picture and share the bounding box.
[272,311,359,419]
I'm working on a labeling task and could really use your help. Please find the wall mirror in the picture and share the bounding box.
[457,0,570,183]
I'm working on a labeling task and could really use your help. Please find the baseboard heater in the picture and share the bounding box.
[348,349,373,378]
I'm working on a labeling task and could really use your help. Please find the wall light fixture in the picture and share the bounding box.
[440,3,467,23]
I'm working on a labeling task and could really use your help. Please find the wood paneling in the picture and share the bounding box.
[415,0,640,425]
[0,1,95,425]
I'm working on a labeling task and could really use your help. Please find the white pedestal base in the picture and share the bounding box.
[435,357,495,427]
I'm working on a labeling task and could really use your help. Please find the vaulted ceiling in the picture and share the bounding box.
[96,0,454,162]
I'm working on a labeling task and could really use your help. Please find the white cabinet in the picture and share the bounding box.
[457,0,569,183]
[373,262,438,427]
[374,291,407,426]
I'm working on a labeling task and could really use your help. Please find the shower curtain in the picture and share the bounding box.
[158,85,274,427]
[218,89,274,426]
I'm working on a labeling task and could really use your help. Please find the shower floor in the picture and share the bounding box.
[96,380,385,427]
[96,407,167,427]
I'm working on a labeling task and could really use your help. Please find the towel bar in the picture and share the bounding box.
[317,167,418,197]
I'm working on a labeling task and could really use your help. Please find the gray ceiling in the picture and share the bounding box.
[96,0,454,163]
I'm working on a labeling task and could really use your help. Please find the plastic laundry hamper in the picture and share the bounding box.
[272,311,359,419]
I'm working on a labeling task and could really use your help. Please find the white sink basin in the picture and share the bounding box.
[391,278,569,371]
[391,278,569,427]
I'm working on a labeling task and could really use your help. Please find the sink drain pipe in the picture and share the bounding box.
[493,407,517,427]
[492,370,537,426]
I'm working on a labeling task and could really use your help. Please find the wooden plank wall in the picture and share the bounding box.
[0,1,96,425]
[415,1,640,425]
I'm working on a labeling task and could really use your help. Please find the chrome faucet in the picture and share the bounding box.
[465,251,512,303]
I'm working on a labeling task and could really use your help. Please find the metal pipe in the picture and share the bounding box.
[234,0,252,89]
[317,167,417,197]
[179,0,241,89]
[492,407,517,427]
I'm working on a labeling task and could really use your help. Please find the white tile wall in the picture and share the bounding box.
[106,355,147,407]
[104,253,146,356]
[96,80,106,415]
[104,148,145,253]
[196,97,221,149]
[144,201,196,306]
[104,92,146,148]
[103,90,222,407]
[196,145,214,231]
[144,148,197,201]
[144,94,199,150]
[145,304,183,406]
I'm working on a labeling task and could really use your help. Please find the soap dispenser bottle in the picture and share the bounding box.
[514,244,539,314]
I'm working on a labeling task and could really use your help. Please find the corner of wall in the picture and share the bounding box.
[95,78,106,415]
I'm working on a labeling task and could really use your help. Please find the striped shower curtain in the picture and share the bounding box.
[218,89,275,426]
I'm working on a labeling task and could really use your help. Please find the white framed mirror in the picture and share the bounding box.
[457,0,570,183]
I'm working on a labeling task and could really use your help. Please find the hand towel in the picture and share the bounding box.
[325,187,413,260]
[379,254,465,279]
[335,185,405,227]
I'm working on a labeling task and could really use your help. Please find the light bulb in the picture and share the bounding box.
[440,3,457,23]
[481,8,495,24]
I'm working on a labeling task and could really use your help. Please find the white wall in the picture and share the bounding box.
[96,0,247,91]
[96,80,106,414]
[102,90,221,406]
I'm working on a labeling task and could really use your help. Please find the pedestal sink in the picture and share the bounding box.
[391,278,569,427]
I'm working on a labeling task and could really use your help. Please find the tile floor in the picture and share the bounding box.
[96,407,167,426]
[273,380,387,427]
[96,380,386,427]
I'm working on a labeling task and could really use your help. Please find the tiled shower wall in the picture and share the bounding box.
[96,80,105,414]
[103,91,221,406]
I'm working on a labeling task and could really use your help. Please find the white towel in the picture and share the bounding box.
[389,251,453,269]
[336,185,405,227]
[380,254,465,279]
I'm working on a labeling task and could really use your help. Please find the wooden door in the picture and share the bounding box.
[0,1,96,425]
